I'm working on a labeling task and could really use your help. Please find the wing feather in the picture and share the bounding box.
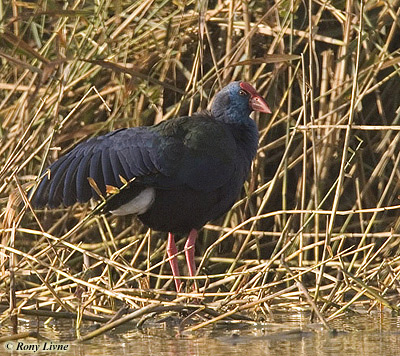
[63,153,83,206]
[47,155,73,207]
[32,155,70,207]
[89,150,106,198]
[116,148,134,179]
[108,149,128,185]
[75,152,92,203]
[101,147,116,188]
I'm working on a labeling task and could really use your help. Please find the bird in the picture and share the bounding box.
[30,81,271,292]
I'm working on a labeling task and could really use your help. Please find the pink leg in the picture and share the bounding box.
[167,233,182,292]
[184,229,198,279]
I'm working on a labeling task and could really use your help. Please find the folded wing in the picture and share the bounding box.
[31,116,239,209]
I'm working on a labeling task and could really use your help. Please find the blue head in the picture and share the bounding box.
[211,81,271,124]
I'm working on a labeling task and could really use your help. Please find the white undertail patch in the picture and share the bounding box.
[110,187,155,216]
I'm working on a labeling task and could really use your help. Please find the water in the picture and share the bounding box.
[2,312,400,356]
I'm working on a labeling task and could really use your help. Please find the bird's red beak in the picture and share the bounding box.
[240,82,272,114]
[250,95,272,114]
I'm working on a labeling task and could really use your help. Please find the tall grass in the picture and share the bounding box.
[1,0,400,336]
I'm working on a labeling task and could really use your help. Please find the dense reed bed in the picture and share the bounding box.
[1,0,400,337]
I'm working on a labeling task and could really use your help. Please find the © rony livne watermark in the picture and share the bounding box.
[4,340,70,352]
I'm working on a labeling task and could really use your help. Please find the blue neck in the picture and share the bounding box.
[226,119,259,162]
[211,103,253,125]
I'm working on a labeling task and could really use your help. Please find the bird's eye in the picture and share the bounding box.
[239,89,247,96]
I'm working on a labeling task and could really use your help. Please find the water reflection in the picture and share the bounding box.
[2,312,400,356]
